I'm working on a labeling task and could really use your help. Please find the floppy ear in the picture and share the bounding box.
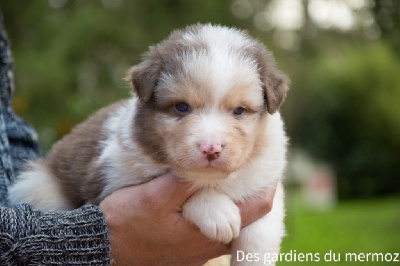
[255,47,289,114]
[263,68,289,114]
[125,48,162,103]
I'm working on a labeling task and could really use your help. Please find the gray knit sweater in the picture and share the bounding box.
[0,13,111,265]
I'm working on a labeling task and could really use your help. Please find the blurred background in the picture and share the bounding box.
[1,0,399,264]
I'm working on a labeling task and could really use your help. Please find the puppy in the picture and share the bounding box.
[9,24,289,265]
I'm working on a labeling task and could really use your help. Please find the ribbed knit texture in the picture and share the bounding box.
[0,11,112,265]
[0,205,111,265]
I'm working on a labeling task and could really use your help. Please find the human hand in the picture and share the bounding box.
[99,174,277,266]
[238,180,278,228]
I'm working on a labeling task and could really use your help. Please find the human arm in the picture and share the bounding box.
[0,12,112,265]
[0,205,111,265]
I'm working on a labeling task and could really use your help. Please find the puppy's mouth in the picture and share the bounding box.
[205,153,219,162]
[199,154,225,168]
[194,156,233,175]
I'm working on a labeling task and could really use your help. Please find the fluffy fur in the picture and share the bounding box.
[9,24,289,266]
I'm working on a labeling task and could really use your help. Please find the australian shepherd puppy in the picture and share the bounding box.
[9,24,289,265]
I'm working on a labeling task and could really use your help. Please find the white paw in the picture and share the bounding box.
[199,206,241,244]
[183,193,241,244]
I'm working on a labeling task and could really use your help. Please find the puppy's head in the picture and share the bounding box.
[128,24,288,181]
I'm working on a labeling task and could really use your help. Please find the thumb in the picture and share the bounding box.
[144,174,198,209]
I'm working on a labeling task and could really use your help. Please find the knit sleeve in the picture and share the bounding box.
[0,11,112,265]
[0,204,111,265]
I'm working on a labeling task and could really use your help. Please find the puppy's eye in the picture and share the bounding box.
[233,107,246,116]
[175,102,191,114]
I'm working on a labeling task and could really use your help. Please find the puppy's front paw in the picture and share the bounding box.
[183,192,241,244]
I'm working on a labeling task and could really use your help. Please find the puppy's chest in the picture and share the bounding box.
[215,164,274,201]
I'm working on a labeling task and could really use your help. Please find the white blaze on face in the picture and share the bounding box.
[174,28,263,166]
[181,25,261,104]
[190,110,226,148]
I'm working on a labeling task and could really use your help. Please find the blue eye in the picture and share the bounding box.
[233,107,246,116]
[175,102,191,114]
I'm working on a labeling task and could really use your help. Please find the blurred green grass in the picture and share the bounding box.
[279,195,400,265]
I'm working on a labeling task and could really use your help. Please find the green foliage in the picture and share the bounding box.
[292,43,400,198]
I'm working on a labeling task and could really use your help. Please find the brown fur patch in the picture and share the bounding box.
[250,112,269,159]
[133,102,169,165]
[128,24,209,105]
[46,101,125,208]
[221,84,264,113]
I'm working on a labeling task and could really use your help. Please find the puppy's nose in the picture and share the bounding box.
[199,143,222,161]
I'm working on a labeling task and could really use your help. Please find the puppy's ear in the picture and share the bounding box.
[255,47,289,114]
[263,68,289,114]
[125,48,162,103]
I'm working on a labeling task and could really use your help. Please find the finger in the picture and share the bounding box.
[144,174,198,209]
[165,174,198,207]
[238,182,278,228]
